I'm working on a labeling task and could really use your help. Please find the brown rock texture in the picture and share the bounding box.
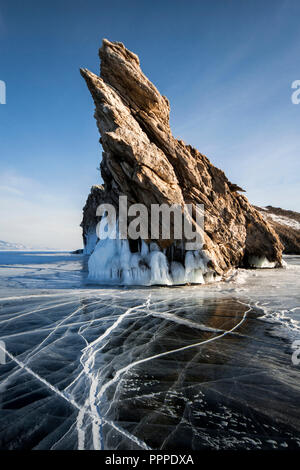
[80,39,283,275]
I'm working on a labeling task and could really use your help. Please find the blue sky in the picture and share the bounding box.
[0,0,299,249]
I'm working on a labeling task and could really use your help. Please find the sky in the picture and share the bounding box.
[0,0,299,250]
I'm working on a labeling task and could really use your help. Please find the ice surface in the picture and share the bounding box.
[0,251,300,450]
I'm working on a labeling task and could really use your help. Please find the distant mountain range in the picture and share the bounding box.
[0,240,31,251]
[0,240,59,251]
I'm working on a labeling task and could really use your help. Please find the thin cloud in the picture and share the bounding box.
[0,185,23,196]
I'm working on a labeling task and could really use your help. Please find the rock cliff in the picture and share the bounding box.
[80,39,283,284]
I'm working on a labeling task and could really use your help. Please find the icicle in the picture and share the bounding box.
[83,227,98,255]
[88,217,217,286]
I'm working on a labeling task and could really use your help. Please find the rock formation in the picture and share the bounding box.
[81,184,106,255]
[257,206,300,255]
[80,39,283,285]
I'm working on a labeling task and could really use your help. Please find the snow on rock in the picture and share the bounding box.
[257,206,300,255]
[264,213,300,231]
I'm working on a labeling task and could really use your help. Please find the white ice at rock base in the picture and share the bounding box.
[87,217,215,286]
[248,256,276,269]
[83,227,98,255]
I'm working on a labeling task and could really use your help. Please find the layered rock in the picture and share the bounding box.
[80,39,283,284]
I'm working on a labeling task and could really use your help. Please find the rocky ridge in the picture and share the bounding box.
[257,206,300,255]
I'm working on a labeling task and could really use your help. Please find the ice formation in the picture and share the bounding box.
[83,227,98,255]
[247,256,276,269]
[87,215,277,285]
[88,217,217,286]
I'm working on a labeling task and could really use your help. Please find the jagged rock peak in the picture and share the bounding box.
[99,39,171,129]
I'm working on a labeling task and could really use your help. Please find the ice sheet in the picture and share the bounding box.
[0,252,299,450]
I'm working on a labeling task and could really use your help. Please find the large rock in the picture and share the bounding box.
[80,39,283,284]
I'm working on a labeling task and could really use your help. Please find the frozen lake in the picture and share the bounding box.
[0,251,300,450]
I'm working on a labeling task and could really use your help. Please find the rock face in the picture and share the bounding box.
[257,206,300,255]
[80,39,283,284]
[81,185,106,254]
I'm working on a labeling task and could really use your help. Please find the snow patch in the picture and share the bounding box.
[261,211,300,231]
